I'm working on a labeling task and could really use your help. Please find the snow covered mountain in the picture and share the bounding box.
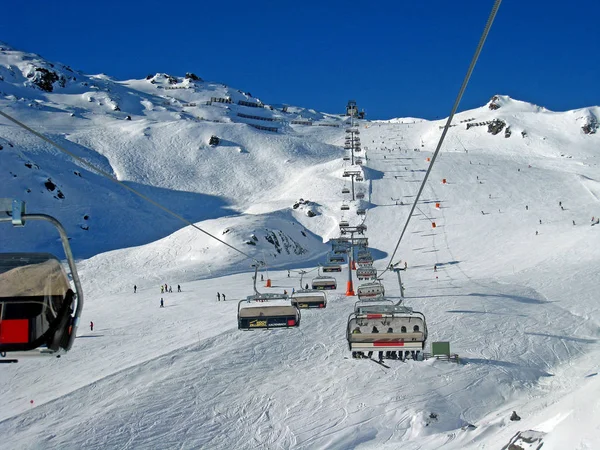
[1,42,600,449]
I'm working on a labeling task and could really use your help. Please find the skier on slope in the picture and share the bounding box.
[217,292,221,301]
[90,321,94,331]
[160,298,164,308]
[134,285,137,293]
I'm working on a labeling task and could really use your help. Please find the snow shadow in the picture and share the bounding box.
[360,166,385,181]
[460,358,554,376]
[524,332,597,344]
[446,309,527,317]
[467,292,546,304]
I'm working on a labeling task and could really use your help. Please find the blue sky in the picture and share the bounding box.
[3,0,598,119]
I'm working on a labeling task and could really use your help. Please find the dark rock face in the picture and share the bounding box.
[489,95,501,110]
[185,72,202,81]
[488,119,506,135]
[31,67,61,92]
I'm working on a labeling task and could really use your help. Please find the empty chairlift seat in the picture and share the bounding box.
[322,264,342,273]
[238,294,300,330]
[357,282,385,300]
[339,220,350,228]
[0,197,85,362]
[342,187,350,194]
[343,156,351,161]
[346,310,428,357]
[312,276,337,290]
[0,253,76,356]
[291,290,327,309]
[356,267,377,280]
[356,252,374,266]
[341,204,350,211]
[327,253,346,264]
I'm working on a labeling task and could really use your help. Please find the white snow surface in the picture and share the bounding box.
[1,43,600,449]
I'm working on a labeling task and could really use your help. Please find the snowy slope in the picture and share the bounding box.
[1,43,600,449]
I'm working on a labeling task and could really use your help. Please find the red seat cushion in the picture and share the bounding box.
[0,319,30,344]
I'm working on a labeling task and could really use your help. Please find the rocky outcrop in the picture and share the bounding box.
[489,95,501,110]
[488,119,506,135]
[30,67,65,92]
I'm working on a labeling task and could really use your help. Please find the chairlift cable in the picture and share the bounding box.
[0,110,261,263]
[381,0,502,277]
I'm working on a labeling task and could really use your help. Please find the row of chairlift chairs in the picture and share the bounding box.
[238,126,430,362]
[340,124,427,361]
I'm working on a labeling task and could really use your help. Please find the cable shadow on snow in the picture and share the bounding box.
[467,292,547,305]
[524,332,597,344]
[446,310,527,317]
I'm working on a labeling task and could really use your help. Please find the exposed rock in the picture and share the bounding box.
[44,178,57,192]
[510,411,521,421]
[31,67,59,92]
[306,209,316,217]
[185,72,202,81]
[209,135,220,146]
[488,119,506,135]
[521,130,527,138]
[489,95,501,110]
[505,126,512,138]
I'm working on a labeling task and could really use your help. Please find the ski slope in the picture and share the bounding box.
[1,43,600,449]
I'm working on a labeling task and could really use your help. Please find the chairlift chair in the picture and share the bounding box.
[356,192,365,199]
[356,267,377,280]
[339,220,350,228]
[327,253,346,264]
[356,175,364,181]
[347,309,428,359]
[342,187,350,194]
[238,294,300,330]
[0,199,83,361]
[322,264,342,273]
[341,203,350,211]
[354,298,395,314]
[290,290,327,309]
[311,276,337,290]
[356,208,366,215]
[357,282,385,300]
[343,156,351,161]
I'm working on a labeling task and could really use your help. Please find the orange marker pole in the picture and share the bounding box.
[346,280,355,296]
